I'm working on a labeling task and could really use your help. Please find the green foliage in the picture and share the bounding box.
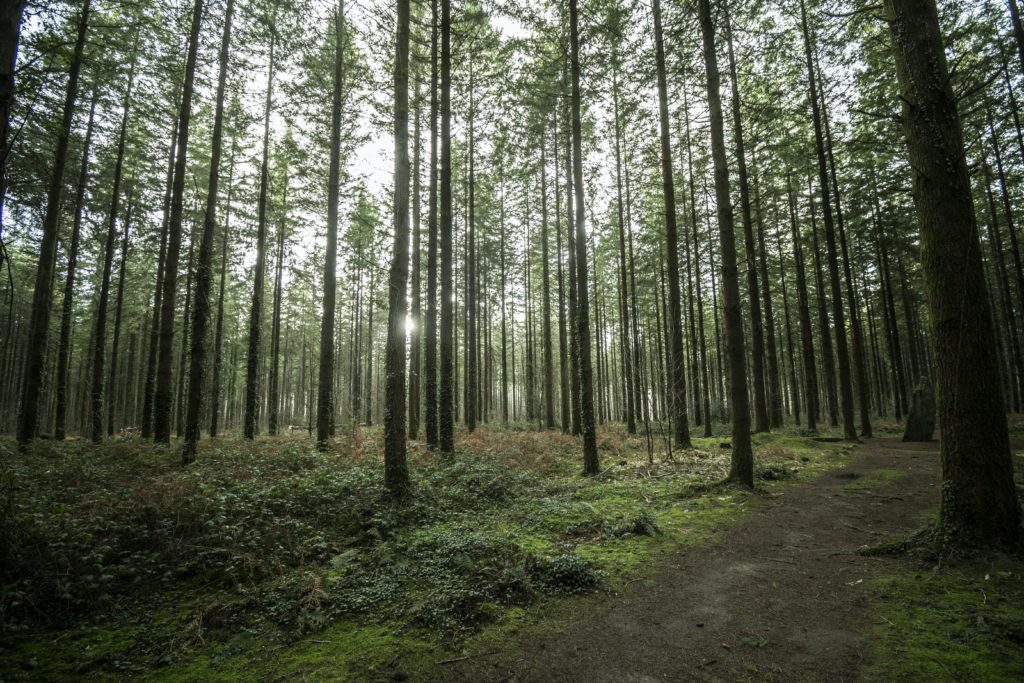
[0,428,848,679]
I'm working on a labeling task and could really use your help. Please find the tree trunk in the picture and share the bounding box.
[0,0,25,276]
[183,0,234,460]
[541,136,556,429]
[91,46,137,444]
[569,0,599,475]
[108,191,134,436]
[554,108,570,434]
[438,0,455,454]
[885,0,1020,548]
[383,0,412,496]
[210,146,236,438]
[611,57,635,434]
[800,0,855,440]
[54,90,97,440]
[699,0,752,483]
[243,27,276,440]
[268,177,288,436]
[424,0,439,446]
[16,0,90,445]
[318,0,345,450]
[408,81,422,439]
[154,0,204,444]
[725,13,768,434]
[652,0,691,447]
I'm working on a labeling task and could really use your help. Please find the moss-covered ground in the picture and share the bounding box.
[865,424,1024,682]
[0,422,850,681]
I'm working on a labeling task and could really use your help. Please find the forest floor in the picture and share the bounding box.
[442,437,1024,682]
[0,424,1022,681]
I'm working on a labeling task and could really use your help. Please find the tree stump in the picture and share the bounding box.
[902,383,936,442]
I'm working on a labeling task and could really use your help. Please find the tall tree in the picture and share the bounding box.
[651,0,691,447]
[725,6,768,434]
[154,0,204,444]
[383,0,412,498]
[424,0,439,446]
[884,0,1020,548]
[243,17,277,440]
[318,0,345,451]
[54,90,98,440]
[569,0,599,475]
[16,0,91,444]
[438,0,455,454]
[799,0,855,440]
[183,0,235,463]
[699,0,752,486]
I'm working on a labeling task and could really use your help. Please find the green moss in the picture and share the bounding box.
[149,621,441,683]
[867,558,1024,682]
[843,467,908,490]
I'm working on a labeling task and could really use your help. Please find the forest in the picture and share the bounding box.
[0,0,1023,679]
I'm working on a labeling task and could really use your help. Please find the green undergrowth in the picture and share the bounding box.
[0,423,849,681]
[867,556,1024,682]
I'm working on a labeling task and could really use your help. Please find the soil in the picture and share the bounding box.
[438,437,942,682]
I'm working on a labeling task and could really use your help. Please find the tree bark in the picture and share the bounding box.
[16,0,90,444]
[383,0,412,496]
[800,0,855,440]
[652,0,691,447]
[183,0,234,460]
[885,0,1020,548]
[725,12,768,434]
[318,0,345,450]
[243,26,276,440]
[154,0,204,444]
[54,89,97,440]
[91,45,137,444]
[438,0,455,454]
[569,0,599,474]
[699,0,752,485]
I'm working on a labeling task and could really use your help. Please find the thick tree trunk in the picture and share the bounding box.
[699,0,752,485]
[16,0,90,445]
[569,0,599,475]
[885,0,1020,548]
[154,0,204,444]
[383,0,412,496]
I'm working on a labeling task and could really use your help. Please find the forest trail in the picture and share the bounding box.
[442,437,941,682]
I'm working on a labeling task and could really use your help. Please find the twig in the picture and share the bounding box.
[757,556,797,565]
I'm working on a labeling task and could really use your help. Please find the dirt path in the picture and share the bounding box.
[441,437,941,683]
